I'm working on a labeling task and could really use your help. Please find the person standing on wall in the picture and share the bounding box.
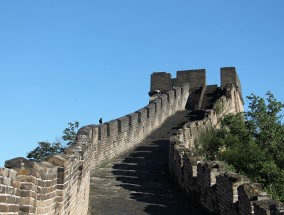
[99,118,102,124]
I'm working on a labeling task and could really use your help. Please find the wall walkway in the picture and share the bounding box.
[169,85,284,214]
[0,84,190,215]
[1,68,282,214]
[88,110,202,214]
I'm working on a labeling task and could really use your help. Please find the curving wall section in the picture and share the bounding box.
[0,148,91,215]
[169,84,284,214]
[0,83,190,215]
[76,84,190,171]
[2,67,279,215]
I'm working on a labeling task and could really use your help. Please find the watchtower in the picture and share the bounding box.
[150,69,206,94]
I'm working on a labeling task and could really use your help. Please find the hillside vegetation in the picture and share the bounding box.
[200,92,284,201]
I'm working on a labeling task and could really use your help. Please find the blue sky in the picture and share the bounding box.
[0,1,283,166]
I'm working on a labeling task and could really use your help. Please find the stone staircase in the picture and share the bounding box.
[200,85,221,110]
[186,87,203,110]
[88,110,204,215]
[186,85,223,111]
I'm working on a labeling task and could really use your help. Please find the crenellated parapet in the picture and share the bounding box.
[0,67,252,214]
[1,144,91,215]
[150,69,206,94]
[221,67,243,103]
[77,83,190,171]
[168,83,284,214]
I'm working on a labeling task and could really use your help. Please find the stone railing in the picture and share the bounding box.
[169,85,284,215]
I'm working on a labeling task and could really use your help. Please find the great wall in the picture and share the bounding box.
[0,67,283,214]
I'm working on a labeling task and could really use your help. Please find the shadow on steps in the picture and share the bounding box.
[111,138,201,214]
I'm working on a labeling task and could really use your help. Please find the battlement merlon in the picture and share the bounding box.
[150,67,243,104]
[221,67,244,104]
[176,69,206,88]
[150,72,172,93]
[150,69,206,94]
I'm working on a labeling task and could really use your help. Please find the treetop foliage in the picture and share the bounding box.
[62,121,79,146]
[27,121,79,162]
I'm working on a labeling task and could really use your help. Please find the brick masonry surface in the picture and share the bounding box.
[1,67,282,214]
[168,82,284,214]
[1,75,190,214]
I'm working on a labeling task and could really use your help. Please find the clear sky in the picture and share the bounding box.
[0,1,283,166]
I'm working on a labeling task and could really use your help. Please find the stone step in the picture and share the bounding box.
[200,85,222,109]
[88,110,202,215]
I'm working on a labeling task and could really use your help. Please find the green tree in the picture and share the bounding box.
[27,121,79,162]
[62,121,80,146]
[201,92,284,201]
[246,92,284,168]
[26,141,64,162]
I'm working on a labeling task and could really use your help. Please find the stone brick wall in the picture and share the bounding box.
[221,67,243,100]
[176,69,206,88]
[77,84,190,171]
[0,83,190,214]
[2,67,278,215]
[150,72,172,93]
[150,69,206,93]
[1,143,91,215]
[0,168,20,214]
[169,84,284,215]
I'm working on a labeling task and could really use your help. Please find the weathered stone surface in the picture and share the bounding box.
[5,157,33,169]
[167,69,283,215]
[89,110,202,215]
[47,154,70,167]
[3,68,279,215]
[224,172,241,183]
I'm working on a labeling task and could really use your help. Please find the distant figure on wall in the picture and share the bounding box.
[99,118,103,124]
